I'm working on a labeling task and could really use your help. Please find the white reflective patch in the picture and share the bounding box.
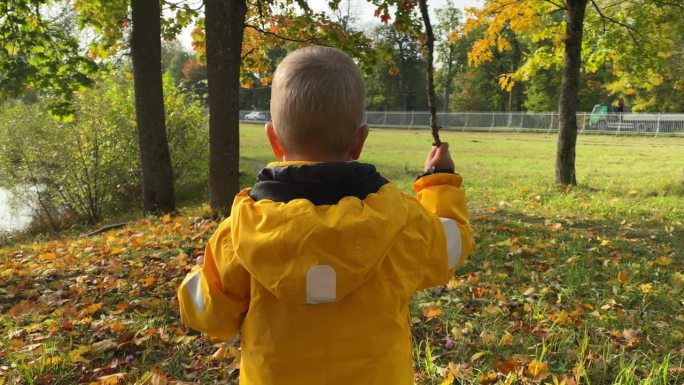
[306,265,336,304]
[184,272,206,312]
[439,217,462,269]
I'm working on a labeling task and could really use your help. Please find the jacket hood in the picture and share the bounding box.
[231,162,409,305]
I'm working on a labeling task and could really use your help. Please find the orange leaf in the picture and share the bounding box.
[80,303,102,316]
[617,271,629,284]
[492,357,521,374]
[8,300,34,317]
[150,366,168,385]
[111,321,126,333]
[477,372,498,384]
[525,359,551,381]
[212,344,227,360]
[421,304,443,320]
[94,372,127,385]
[115,301,131,312]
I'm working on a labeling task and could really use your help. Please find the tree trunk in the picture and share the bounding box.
[418,0,441,146]
[130,0,176,213]
[205,0,247,215]
[556,0,587,185]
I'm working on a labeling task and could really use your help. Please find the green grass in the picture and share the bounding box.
[1,127,682,384]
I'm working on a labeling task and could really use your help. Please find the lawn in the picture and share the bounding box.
[1,127,682,384]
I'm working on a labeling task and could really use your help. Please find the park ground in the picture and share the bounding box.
[1,127,683,384]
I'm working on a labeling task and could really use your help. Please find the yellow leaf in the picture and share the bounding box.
[421,304,443,320]
[500,331,513,346]
[470,351,487,363]
[69,345,91,363]
[640,283,654,294]
[440,372,455,385]
[96,373,127,385]
[162,214,172,224]
[656,256,672,266]
[480,330,497,344]
[42,356,62,365]
[526,359,551,381]
[449,30,459,43]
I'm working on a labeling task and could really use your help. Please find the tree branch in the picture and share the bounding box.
[542,0,566,11]
[244,24,332,46]
[590,0,639,45]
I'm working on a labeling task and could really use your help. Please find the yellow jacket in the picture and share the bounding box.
[178,162,473,385]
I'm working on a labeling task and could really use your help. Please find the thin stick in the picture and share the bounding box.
[418,0,441,146]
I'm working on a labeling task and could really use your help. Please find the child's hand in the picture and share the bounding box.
[424,142,455,172]
[196,255,204,265]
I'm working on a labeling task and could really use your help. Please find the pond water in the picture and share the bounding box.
[0,187,32,233]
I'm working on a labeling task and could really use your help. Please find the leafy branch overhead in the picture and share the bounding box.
[0,0,98,118]
[461,0,681,93]
[190,8,376,89]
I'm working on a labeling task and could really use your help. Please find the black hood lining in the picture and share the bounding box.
[248,162,389,205]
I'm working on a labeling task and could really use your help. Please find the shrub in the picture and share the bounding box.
[0,71,208,228]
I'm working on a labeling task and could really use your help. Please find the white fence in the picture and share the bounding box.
[239,111,684,136]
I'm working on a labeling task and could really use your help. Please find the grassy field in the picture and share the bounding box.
[1,127,682,384]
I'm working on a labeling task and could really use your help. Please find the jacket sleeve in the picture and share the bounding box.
[413,173,474,276]
[178,220,250,340]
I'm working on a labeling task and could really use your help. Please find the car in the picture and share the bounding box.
[244,111,268,121]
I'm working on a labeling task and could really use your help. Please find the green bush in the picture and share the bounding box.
[0,71,208,228]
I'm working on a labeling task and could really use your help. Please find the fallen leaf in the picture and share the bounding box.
[500,331,513,346]
[640,283,654,294]
[622,328,640,348]
[492,357,521,374]
[212,344,227,361]
[80,303,102,317]
[91,339,118,354]
[655,256,672,266]
[150,366,168,385]
[141,276,155,287]
[439,372,455,385]
[421,304,443,320]
[617,271,629,284]
[470,351,487,363]
[480,330,497,344]
[448,362,472,378]
[69,345,91,363]
[525,359,551,381]
[477,372,498,384]
[94,373,127,385]
[8,300,34,317]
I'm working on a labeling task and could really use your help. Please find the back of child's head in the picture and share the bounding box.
[270,46,365,158]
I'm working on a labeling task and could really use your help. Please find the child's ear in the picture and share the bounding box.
[350,124,369,160]
[265,122,286,159]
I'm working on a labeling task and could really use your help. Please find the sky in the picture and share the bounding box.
[177,0,484,51]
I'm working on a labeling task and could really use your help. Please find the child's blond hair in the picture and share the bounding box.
[270,46,365,157]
